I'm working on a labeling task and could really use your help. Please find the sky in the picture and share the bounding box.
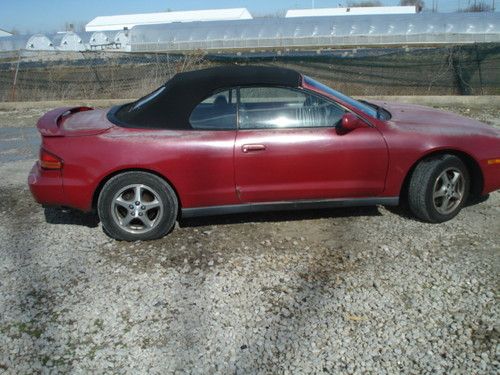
[1,0,498,34]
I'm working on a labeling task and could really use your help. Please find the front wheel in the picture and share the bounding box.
[98,172,178,241]
[408,155,469,223]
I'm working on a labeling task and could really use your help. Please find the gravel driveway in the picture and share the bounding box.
[0,103,498,374]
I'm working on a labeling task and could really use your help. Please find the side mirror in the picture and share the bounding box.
[340,113,365,131]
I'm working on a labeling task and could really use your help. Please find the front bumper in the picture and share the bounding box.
[28,162,66,206]
[482,160,500,194]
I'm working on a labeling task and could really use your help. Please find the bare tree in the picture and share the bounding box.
[399,0,425,12]
[253,10,287,18]
[461,0,493,11]
[347,1,383,6]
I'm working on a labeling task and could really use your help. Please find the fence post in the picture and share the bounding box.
[11,49,21,101]
[81,51,105,93]
[474,43,484,95]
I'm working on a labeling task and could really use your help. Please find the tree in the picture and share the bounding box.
[461,1,493,12]
[347,1,382,6]
[399,0,425,12]
[253,10,286,18]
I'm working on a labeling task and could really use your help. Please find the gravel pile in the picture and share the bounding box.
[0,105,498,374]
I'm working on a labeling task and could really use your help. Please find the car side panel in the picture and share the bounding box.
[234,126,389,202]
[378,123,500,197]
[51,127,238,212]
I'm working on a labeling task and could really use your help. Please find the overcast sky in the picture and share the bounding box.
[1,0,498,34]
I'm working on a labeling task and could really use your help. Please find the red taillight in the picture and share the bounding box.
[40,149,63,170]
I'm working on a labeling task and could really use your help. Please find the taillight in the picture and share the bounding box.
[40,148,63,170]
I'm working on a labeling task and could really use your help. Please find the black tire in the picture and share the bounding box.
[408,154,469,223]
[97,172,178,241]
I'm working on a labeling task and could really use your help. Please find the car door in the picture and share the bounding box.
[234,86,388,203]
[173,88,239,207]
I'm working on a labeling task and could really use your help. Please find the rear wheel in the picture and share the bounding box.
[408,154,469,223]
[98,172,178,241]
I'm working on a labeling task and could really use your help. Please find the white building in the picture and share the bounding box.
[26,34,55,50]
[0,28,13,37]
[85,8,253,32]
[114,30,130,51]
[286,6,416,18]
[89,31,115,50]
[56,32,89,51]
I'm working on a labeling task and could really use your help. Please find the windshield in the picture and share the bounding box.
[304,76,378,119]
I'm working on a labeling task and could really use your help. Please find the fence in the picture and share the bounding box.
[0,43,499,102]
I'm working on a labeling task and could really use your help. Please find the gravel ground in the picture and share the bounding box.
[0,103,499,374]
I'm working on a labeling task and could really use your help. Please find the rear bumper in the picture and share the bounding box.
[28,163,66,206]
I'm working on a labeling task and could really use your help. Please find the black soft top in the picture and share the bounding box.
[108,65,302,129]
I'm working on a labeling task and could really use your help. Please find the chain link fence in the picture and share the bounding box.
[0,43,499,102]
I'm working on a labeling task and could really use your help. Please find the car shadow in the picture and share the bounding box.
[44,197,483,230]
[43,205,382,229]
[465,194,490,207]
[44,207,100,228]
[384,194,491,221]
[179,205,382,228]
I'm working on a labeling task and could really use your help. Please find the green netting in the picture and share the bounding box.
[0,44,499,102]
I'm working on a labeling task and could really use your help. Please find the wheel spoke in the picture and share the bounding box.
[114,196,131,210]
[434,186,446,198]
[440,172,451,186]
[134,186,142,203]
[452,191,462,200]
[450,171,460,186]
[139,215,154,228]
[442,195,452,210]
[143,199,161,211]
[120,214,134,226]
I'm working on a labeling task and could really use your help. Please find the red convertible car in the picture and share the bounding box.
[29,66,500,241]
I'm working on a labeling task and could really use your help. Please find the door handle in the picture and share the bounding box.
[242,144,266,153]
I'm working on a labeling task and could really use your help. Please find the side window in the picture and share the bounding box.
[239,87,345,130]
[189,89,237,130]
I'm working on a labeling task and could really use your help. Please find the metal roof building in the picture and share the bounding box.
[0,35,29,51]
[129,12,500,52]
[85,8,253,32]
[114,30,130,50]
[286,6,417,17]
[0,28,13,38]
[26,34,55,50]
[89,31,116,50]
[57,32,91,51]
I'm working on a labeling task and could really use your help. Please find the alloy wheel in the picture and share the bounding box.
[111,184,163,234]
[432,168,465,215]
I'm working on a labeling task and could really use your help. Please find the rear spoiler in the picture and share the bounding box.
[37,106,93,137]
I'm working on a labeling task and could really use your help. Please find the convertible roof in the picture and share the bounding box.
[111,65,302,129]
[168,65,302,89]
